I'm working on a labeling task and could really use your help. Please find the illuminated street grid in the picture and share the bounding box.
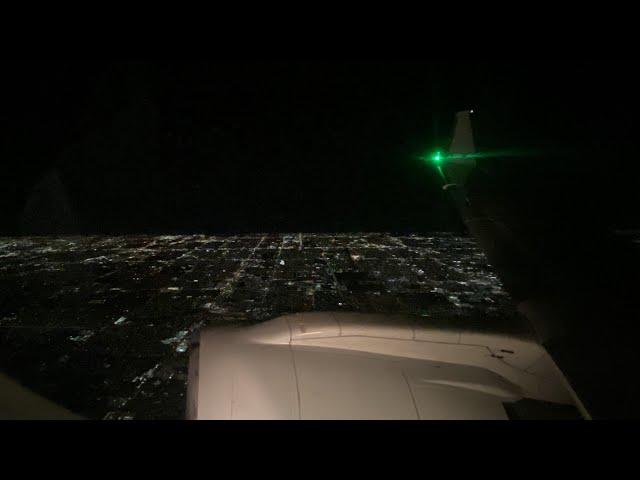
[0,234,530,419]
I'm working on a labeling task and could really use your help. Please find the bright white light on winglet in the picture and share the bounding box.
[470,110,474,114]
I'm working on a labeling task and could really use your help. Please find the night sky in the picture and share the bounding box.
[2,61,639,235]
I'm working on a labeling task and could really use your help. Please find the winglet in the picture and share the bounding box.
[441,110,477,187]
[450,110,476,155]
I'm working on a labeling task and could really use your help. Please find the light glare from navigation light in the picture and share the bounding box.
[419,146,541,184]
[431,151,444,166]
[426,151,447,181]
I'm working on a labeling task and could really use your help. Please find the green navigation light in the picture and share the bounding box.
[417,150,447,182]
[431,151,444,166]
